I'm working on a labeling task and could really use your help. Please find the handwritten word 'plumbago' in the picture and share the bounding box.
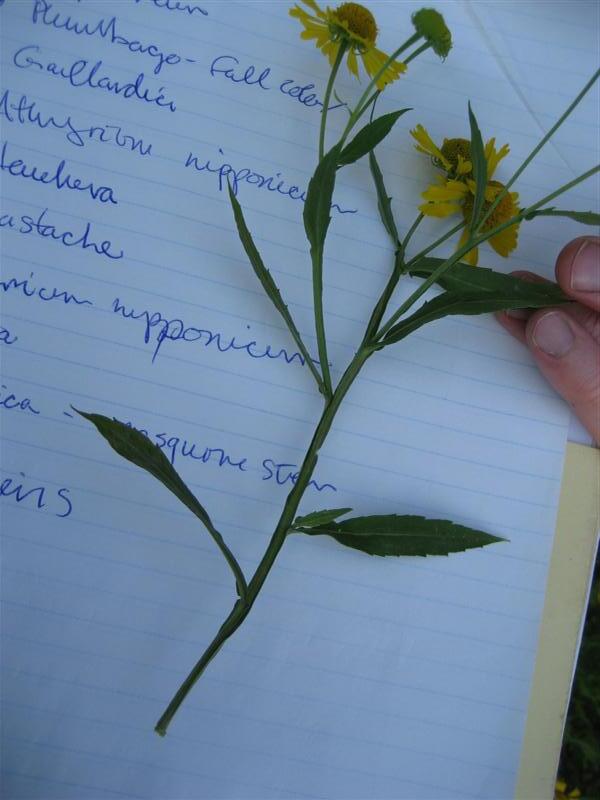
[0,89,153,156]
[0,472,73,518]
[0,141,118,205]
[32,0,194,75]
[13,45,177,113]
[0,208,123,261]
[210,55,347,112]
[111,296,311,366]
[133,0,208,17]
[1,272,93,307]
[185,148,357,215]
[124,421,247,471]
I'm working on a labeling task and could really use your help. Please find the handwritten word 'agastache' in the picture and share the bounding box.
[32,0,193,75]
[210,55,347,112]
[133,0,208,16]
[0,89,153,156]
[185,148,357,215]
[112,296,311,366]
[1,141,118,205]
[13,45,177,113]
[1,208,123,261]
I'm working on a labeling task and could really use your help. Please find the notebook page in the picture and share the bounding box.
[0,1,597,798]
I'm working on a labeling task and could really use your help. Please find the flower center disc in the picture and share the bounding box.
[335,2,377,44]
[441,138,471,170]
[464,181,514,230]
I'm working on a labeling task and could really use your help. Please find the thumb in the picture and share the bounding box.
[526,308,600,443]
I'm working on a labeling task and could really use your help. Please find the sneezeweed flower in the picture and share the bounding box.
[411,7,452,59]
[290,0,406,90]
[555,780,582,800]
[411,124,519,265]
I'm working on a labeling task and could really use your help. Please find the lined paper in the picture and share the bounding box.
[1,1,598,797]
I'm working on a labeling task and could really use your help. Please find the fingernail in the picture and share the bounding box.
[532,312,575,357]
[506,308,530,319]
[570,239,600,292]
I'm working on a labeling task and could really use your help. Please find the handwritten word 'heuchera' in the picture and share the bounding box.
[210,55,347,112]
[1,141,118,205]
[0,208,123,261]
[111,296,311,365]
[185,148,357,215]
[13,45,177,113]
[32,0,194,75]
[0,89,153,156]
[1,272,93,306]
[134,0,208,16]
[0,472,73,517]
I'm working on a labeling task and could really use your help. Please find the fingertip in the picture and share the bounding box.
[495,309,528,345]
[555,235,600,311]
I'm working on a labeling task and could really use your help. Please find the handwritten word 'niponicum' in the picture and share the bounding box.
[1,141,118,205]
[133,0,208,17]
[1,272,93,307]
[13,45,177,113]
[0,89,153,157]
[1,208,123,261]
[111,296,310,365]
[185,148,357,215]
[32,0,193,75]
[0,472,73,518]
[210,55,347,112]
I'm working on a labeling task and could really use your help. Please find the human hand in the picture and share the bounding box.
[497,236,600,444]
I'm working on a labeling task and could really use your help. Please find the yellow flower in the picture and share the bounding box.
[555,780,582,800]
[290,0,406,90]
[411,124,519,265]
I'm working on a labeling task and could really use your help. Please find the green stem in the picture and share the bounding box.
[312,242,333,399]
[403,41,432,66]
[319,43,347,161]
[339,32,421,147]
[403,220,466,271]
[377,163,600,340]
[205,522,248,600]
[477,68,600,234]
[402,212,425,252]
[155,346,373,736]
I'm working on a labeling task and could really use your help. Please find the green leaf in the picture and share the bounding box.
[227,184,325,394]
[468,102,487,234]
[296,513,504,557]
[292,507,352,529]
[75,410,248,597]
[303,145,340,253]
[523,207,600,226]
[368,150,400,245]
[338,110,411,168]
[381,279,569,346]
[409,257,568,294]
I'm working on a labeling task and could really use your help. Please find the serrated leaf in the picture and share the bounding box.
[468,102,487,234]
[228,184,320,388]
[303,145,340,253]
[76,410,215,527]
[296,514,504,557]
[523,207,600,226]
[381,278,569,346]
[292,507,352,529]
[409,257,567,294]
[369,150,400,245]
[338,110,411,168]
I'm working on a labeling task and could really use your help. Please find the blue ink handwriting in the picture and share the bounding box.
[0,326,18,345]
[185,147,357,215]
[1,271,93,306]
[262,459,337,492]
[0,89,153,156]
[0,385,40,415]
[13,45,177,113]
[134,0,208,16]
[32,0,191,75]
[1,472,73,517]
[111,296,311,366]
[3,207,123,261]
[210,55,271,91]
[1,141,118,205]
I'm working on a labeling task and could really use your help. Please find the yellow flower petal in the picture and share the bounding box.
[346,47,359,79]
[457,226,478,265]
[485,137,510,178]
[410,124,451,169]
[422,179,468,203]
[419,200,462,218]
